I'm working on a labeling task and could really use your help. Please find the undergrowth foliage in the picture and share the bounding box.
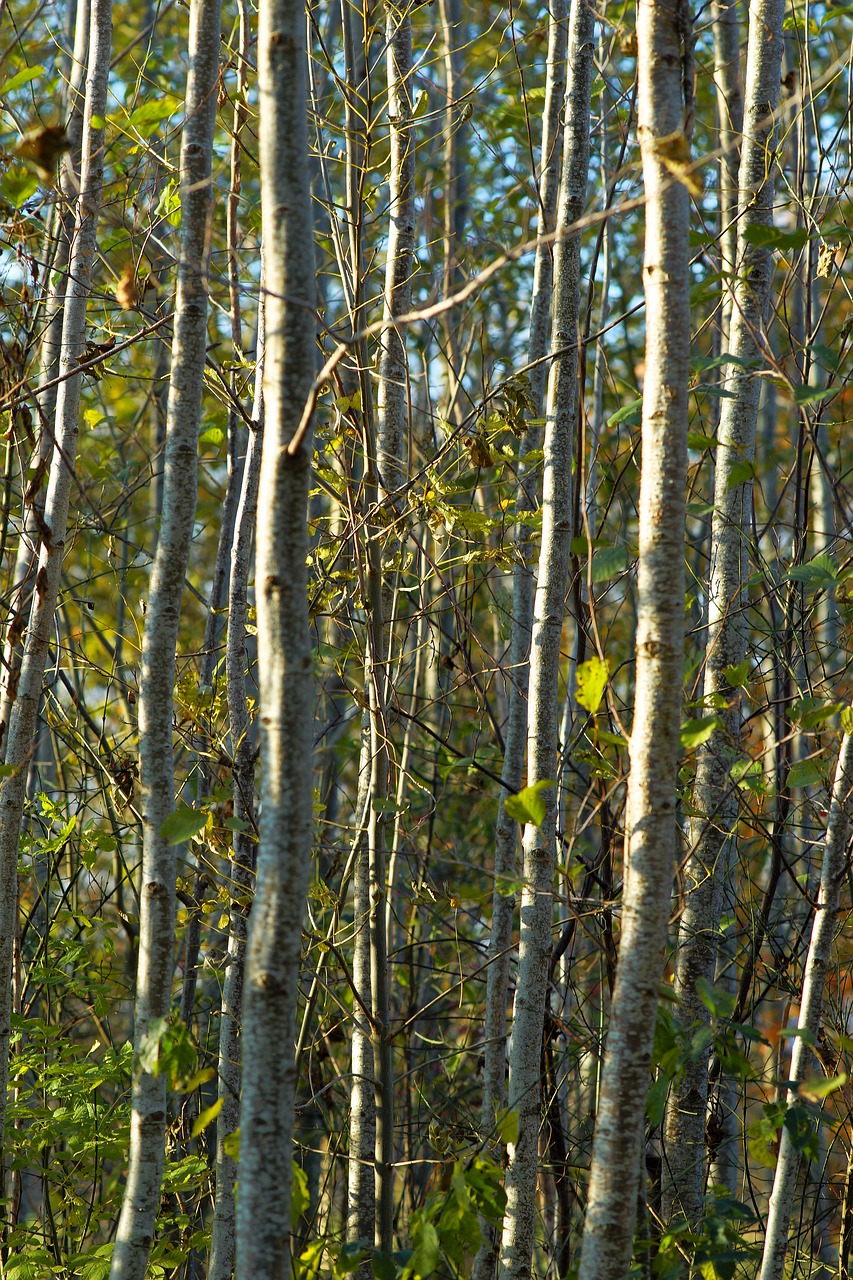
[1,0,853,1276]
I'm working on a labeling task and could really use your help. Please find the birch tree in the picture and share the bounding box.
[209,294,265,1280]
[497,4,594,1275]
[664,0,785,1223]
[0,0,111,1212]
[759,732,853,1280]
[109,2,221,1274]
[234,0,316,1272]
[577,0,692,1272]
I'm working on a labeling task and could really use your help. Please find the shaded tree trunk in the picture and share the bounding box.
[234,0,317,1272]
[0,0,111,1223]
[663,0,785,1225]
[497,2,594,1275]
[109,2,221,1275]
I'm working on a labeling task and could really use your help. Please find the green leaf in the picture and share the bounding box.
[495,1106,519,1145]
[576,655,609,713]
[787,554,838,590]
[0,66,41,94]
[190,1096,223,1138]
[160,806,209,845]
[680,715,721,748]
[591,545,628,583]
[798,1072,847,1101]
[788,757,823,789]
[793,383,826,407]
[688,432,720,450]
[504,780,555,828]
[410,1222,440,1279]
[372,1251,397,1280]
[291,1159,310,1227]
[607,397,642,427]
[792,698,841,731]
[725,458,756,489]
[841,707,853,734]
[744,223,809,251]
[333,1241,370,1278]
[646,1074,669,1126]
[199,426,224,446]
[722,659,750,688]
[126,97,178,138]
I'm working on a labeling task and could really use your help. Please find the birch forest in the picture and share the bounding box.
[3,0,853,1276]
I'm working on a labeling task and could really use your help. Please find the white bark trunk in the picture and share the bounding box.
[577,0,691,1271]
[475,13,567,1280]
[496,3,594,1276]
[759,733,853,1280]
[110,2,221,1275]
[234,0,316,1272]
[664,0,785,1224]
[0,0,111,1215]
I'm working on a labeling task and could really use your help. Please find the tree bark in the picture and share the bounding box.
[474,7,568,1276]
[496,3,594,1276]
[109,2,221,1275]
[0,0,111,1222]
[663,0,785,1225]
[208,292,265,1280]
[577,0,691,1272]
[759,733,853,1280]
[234,0,317,1272]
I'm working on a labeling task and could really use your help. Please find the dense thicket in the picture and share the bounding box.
[1,0,853,1277]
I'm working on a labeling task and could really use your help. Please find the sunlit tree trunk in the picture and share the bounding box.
[496,3,594,1275]
[109,1,221,1274]
[481,0,567,1142]
[0,0,89,765]
[759,732,853,1280]
[368,0,416,1253]
[234,0,316,1272]
[663,0,785,1225]
[0,0,111,1222]
[577,0,691,1271]
[474,8,567,1280]
[713,0,743,348]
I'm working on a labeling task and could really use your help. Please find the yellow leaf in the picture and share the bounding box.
[576,656,609,714]
[191,1096,223,1137]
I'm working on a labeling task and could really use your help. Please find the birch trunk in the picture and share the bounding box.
[474,6,567,1276]
[109,2,220,1274]
[370,0,416,1252]
[577,0,691,1270]
[0,0,110,1217]
[0,0,89,765]
[759,732,853,1280]
[208,294,265,1280]
[663,0,785,1224]
[496,3,594,1275]
[714,0,743,347]
[234,0,316,1271]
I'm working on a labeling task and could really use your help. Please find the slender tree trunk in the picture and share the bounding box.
[368,0,416,1254]
[759,732,853,1280]
[0,0,90,766]
[208,292,265,1280]
[234,0,316,1272]
[0,0,110,1221]
[497,4,594,1276]
[577,0,692,1272]
[109,2,221,1274]
[663,0,785,1225]
[474,6,567,1277]
[714,0,743,348]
